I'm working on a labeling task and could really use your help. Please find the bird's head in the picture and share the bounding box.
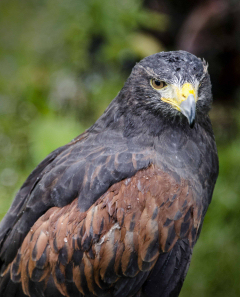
[124,50,212,128]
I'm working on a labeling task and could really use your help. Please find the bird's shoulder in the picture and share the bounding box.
[5,164,200,297]
[0,129,153,272]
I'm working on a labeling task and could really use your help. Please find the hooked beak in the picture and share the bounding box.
[161,82,197,128]
[179,94,196,128]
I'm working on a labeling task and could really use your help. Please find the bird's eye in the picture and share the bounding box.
[151,79,167,90]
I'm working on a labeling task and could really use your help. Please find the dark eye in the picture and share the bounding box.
[151,79,167,90]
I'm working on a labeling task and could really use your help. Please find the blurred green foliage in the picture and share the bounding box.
[0,1,240,296]
[0,0,165,217]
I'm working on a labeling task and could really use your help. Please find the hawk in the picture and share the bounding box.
[0,51,218,297]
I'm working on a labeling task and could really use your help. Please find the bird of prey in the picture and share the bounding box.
[0,51,218,297]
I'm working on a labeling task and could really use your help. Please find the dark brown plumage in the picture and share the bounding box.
[0,51,218,297]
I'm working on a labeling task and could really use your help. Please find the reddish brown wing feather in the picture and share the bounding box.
[9,165,202,296]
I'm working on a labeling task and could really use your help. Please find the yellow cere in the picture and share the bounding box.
[161,83,197,111]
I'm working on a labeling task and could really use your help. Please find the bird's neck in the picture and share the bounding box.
[90,95,193,141]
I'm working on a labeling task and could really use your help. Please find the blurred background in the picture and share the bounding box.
[0,0,240,296]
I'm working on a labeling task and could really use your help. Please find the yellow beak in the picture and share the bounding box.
[161,83,197,128]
